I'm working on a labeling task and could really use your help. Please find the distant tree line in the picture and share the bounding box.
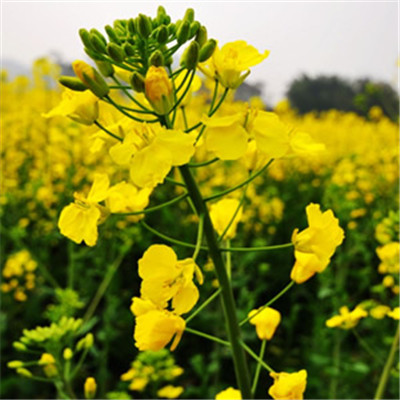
[286,75,399,121]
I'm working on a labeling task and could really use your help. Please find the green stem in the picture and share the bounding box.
[193,215,204,261]
[67,241,75,289]
[224,243,293,252]
[374,324,399,400]
[240,281,295,326]
[94,120,123,141]
[226,239,232,279]
[352,328,384,364]
[251,339,267,396]
[188,158,219,168]
[164,176,186,188]
[111,76,151,112]
[185,289,222,324]
[179,164,252,399]
[70,347,89,379]
[112,192,188,217]
[240,340,275,373]
[185,327,230,347]
[205,159,274,202]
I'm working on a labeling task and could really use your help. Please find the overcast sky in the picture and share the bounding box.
[1,0,398,104]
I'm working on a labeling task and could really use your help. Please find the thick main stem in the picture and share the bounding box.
[179,165,252,399]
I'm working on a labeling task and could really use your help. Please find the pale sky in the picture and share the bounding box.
[1,0,398,104]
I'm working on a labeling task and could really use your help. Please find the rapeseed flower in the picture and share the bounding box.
[215,387,242,399]
[325,306,367,329]
[268,369,307,400]
[248,307,281,340]
[210,198,243,239]
[157,385,184,399]
[144,66,174,115]
[291,203,344,283]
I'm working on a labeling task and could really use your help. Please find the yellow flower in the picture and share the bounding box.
[211,40,269,88]
[138,245,202,314]
[110,125,195,188]
[144,66,174,115]
[42,89,98,125]
[268,370,307,400]
[39,353,58,377]
[248,307,281,340]
[215,387,242,400]
[387,307,400,320]
[203,113,248,160]
[326,306,367,329]
[129,377,148,391]
[84,377,97,399]
[210,198,243,239]
[377,242,399,274]
[157,385,184,399]
[291,203,344,284]
[58,173,110,246]
[369,305,391,320]
[134,309,186,351]
[382,275,395,288]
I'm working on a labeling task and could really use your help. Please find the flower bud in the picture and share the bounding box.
[189,21,200,39]
[127,18,136,36]
[84,377,97,399]
[123,43,136,57]
[199,39,217,62]
[59,76,88,91]
[195,26,208,47]
[136,14,152,39]
[79,29,95,51]
[90,29,107,45]
[84,47,104,61]
[72,60,110,98]
[107,43,125,63]
[149,50,164,67]
[63,348,73,360]
[90,33,107,53]
[177,20,190,45]
[144,66,174,115]
[181,41,199,70]
[157,25,169,45]
[13,342,27,352]
[95,61,114,77]
[8,360,24,369]
[184,8,195,23]
[130,71,145,92]
[16,368,32,378]
[105,25,121,44]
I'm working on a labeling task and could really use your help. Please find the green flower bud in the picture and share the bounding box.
[90,34,107,54]
[84,47,105,61]
[13,342,27,352]
[149,50,164,67]
[167,23,176,36]
[59,76,88,91]
[85,333,94,349]
[16,368,32,378]
[8,360,24,369]
[189,21,200,39]
[105,25,121,44]
[127,18,136,36]
[157,25,168,45]
[177,20,190,45]
[157,5,167,19]
[79,29,95,51]
[130,71,145,92]
[184,8,195,23]
[195,26,208,47]
[199,39,217,62]
[135,14,152,39]
[63,348,73,360]
[107,43,125,63]
[95,61,114,77]
[90,29,107,45]
[181,41,199,70]
[123,43,136,57]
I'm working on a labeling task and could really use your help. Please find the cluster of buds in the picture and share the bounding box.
[59,6,216,113]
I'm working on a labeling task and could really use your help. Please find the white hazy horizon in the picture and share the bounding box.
[1,1,398,105]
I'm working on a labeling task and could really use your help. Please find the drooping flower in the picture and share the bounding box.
[325,306,367,329]
[58,173,110,246]
[210,40,269,89]
[268,370,307,400]
[215,387,242,400]
[210,198,243,239]
[134,309,186,351]
[138,245,202,315]
[291,203,345,283]
[248,307,281,340]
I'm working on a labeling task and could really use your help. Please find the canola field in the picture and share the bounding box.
[1,7,399,400]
